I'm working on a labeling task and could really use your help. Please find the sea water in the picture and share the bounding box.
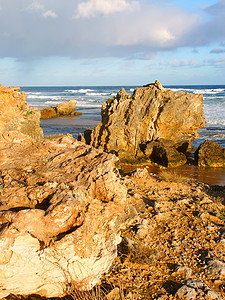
[22,85,225,148]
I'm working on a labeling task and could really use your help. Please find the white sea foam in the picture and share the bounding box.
[27,95,63,100]
[26,92,42,95]
[193,89,225,94]
[65,89,95,93]
[170,88,225,94]
[45,100,65,105]
[86,92,110,97]
[76,102,102,108]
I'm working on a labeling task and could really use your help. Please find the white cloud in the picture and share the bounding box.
[75,0,139,18]
[42,10,57,18]
[25,1,57,18]
[25,1,45,12]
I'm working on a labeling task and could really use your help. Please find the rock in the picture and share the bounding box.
[0,133,131,298]
[145,138,187,167]
[40,106,57,119]
[176,279,220,299]
[195,140,225,167]
[40,100,82,118]
[83,80,204,165]
[105,287,120,300]
[0,84,43,141]
[207,259,225,280]
[56,99,77,115]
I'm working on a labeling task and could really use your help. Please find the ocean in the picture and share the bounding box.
[22,84,225,149]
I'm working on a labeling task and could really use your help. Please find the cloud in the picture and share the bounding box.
[75,0,139,18]
[0,0,224,63]
[204,56,225,67]
[42,10,57,18]
[25,1,57,18]
[210,48,225,54]
[160,59,199,67]
[25,1,45,12]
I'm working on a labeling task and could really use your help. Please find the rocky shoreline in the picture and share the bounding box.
[0,83,224,300]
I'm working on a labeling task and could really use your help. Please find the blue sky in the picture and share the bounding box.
[0,0,225,86]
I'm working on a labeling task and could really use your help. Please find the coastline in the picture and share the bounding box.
[0,83,225,299]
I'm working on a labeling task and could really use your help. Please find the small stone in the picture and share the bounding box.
[105,287,120,300]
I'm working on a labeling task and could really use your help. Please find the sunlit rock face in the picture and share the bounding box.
[0,133,131,298]
[82,80,205,166]
[0,84,43,141]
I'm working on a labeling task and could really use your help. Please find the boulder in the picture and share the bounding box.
[56,99,77,115]
[144,138,187,167]
[0,84,43,141]
[40,106,57,119]
[83,80,205,166]
[195,140,225,167]
[40,100,82,118]
[0,132,131,298]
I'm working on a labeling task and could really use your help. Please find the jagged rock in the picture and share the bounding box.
[83,80,204,166]
[40,100,82,118]
[0,84,43,141]
[0,132,131,298]
[144,138,187,167]
[195,140,225,167]
[40,106,57,119]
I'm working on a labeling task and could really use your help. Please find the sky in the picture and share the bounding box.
[0,0,225,86]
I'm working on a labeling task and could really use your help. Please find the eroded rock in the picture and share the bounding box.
[81,81,205,166]
[0,132,130,298]
[40,100,82,118]
[0,84,43,141]
[195,140,225,167]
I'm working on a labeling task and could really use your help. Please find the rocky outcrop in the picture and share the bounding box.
[0,132,131,298]
[0,84,43,141]
[40,99,82,118]
[195,140,225,167]
[80,81,205,166]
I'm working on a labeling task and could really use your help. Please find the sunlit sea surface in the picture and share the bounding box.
[22,85,225,186]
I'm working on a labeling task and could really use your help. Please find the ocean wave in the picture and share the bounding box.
[27,95,63,100]
[171,88,225,94]
[86,92,111,97]
[65,89,95,93]
[45,100,65,105]
[204,96,225,101]
[26,92,42,95]
[193,88,225,94]
[206,119,225,126]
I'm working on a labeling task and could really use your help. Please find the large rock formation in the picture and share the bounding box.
[0,84,43,141]
[81,81,205,166]
[0,132,131,298]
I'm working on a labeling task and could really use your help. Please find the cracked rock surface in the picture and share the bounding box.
[0,132,131,298]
